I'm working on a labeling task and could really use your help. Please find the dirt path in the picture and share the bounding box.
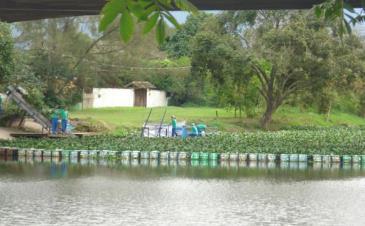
[0,127,23,140]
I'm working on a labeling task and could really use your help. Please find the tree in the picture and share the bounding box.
[0,22,14,84]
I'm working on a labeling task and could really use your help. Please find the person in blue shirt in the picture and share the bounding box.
[190,123,198,137]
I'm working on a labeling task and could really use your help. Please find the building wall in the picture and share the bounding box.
[147,89,168,108]
[91,88,134,108]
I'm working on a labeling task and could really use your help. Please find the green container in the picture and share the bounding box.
[191,160,200,167]
[200,152,209,161]
[331,155,340,163]
[140,151,150,159]
[280,154,290,162]
[238,153,248,162]
[258,153,267,162]
[191,152,200,160]
[249,153,258,161]
[267,154,277,162]
[150,151,160,159]
[312,154,322,162]
[361,155,365,164]
[229,153,239,161]
[342,155,352,163]
[160,151,170,160]
[352,155,361,163]
[289,154,299,162]
[209,153,219,160]
[220,153,230,161]
[298,154,308,162]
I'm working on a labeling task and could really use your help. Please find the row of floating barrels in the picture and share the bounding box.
[0,147,365,164]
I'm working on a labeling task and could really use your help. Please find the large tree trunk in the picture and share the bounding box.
[261,100,276,129]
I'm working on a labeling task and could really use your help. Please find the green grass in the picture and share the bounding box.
[70,106,365,133]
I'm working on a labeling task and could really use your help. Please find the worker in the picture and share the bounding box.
[51,108,59,134]
[171,115,177,137]
[60,107,69,133]
[190,123,199,137]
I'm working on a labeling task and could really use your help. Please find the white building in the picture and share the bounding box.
[83,81,168,108]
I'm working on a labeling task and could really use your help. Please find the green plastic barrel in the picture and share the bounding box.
[209,152,219,160]
[342,155,352,163]
[289,154,299,162]
[361,155,365,164]
[191,152,200,160]
[352,155,361,163]
[191,159,200,167]
[258,153,267,162]
[238,153,248,162]
[200,152,209,161]
[312,154,322,162]
[249,153,258,161]
[280,154,290,162]
[140,151,150,159]
[298,154,308,162]
[267,154,277,162]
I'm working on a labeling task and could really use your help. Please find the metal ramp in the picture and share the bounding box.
[6,86,51,132]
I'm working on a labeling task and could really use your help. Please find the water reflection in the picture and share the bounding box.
[1,156,365,181]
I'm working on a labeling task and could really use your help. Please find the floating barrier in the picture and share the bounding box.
[209,153,219,161]
[131,151,140,159]
[170,152,179,160]
[312,154,322,162]
[178,152,189,160]
[229,153,239,161]
[150,151,160,159]
[140,151,150,159]
[248,153,258,161]
[331,155,341,163]
[107,151,119,159]
[160,151,170,160]
[267,154,277,162]
[89,150,99,158]
[322,155,331,163]
[258,153,267,162]
[298,154,308,162]
[70,151,79,159]
[34,149,43,157]
[238,153,247,162]
[362,155,365,164]
[280,154,290,162]
[79,150,89,159]
[341,155,352,164]
[61,150,70,159]
[191,152,200,160]
[18,148,27,156]
[200,152,209,161]
[43,150,52,158]
[352,155,361,163]
[289,154,299,162]
[220,153,229,161]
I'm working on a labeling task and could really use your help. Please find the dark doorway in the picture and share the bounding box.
[134,89,147,107]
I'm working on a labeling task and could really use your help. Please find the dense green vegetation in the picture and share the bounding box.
[1,127,365,155]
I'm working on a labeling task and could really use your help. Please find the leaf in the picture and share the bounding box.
[139,5,159,21]
[128,1,145,19]
[314,6,323,18]
[163,12,181,29]
[174,0,198,14]
[143,13,160,34]
[156,18,166,44]
[120,10,134,42]
[99,0,126,32]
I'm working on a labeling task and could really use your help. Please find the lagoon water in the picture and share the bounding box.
[0,158,365,225]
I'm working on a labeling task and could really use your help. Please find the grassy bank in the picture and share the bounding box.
[2,128,365,155]
[70,106,365,133]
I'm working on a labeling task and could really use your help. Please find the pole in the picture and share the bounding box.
[158,108,167,137]
[141,108,153,137]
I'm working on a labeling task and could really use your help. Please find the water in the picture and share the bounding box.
[1,158,365,225]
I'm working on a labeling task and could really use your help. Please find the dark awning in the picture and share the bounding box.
[0,0,340,22]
